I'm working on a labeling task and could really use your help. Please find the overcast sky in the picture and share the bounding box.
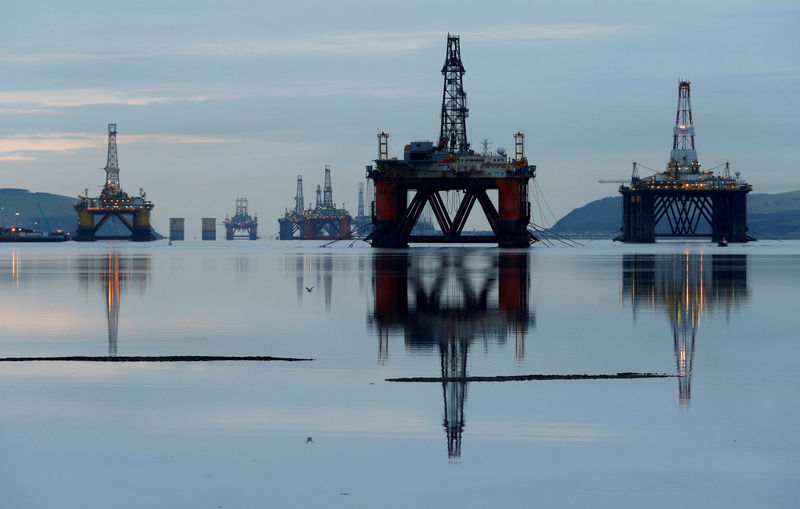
[1,0,797,233]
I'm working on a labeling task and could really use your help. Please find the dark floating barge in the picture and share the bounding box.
[0,227,69,242]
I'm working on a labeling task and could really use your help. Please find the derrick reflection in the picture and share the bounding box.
[78,252,150,355]
[369,251,535,459]
[622,253,748,405]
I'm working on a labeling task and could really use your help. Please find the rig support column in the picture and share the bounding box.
[76,209,96,241]
[132,209,153,241]
[201,218,216,240]
[711,191,749,242]
[496,178,531,247]
[619,189,655,243]
[280,221,295,240]
[169,218,185,241]
[372,181,407,248]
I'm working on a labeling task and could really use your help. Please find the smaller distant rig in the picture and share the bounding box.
[224,198,258,240]
[278,165,352,240]
[615,80,754,243]
[73,124,156,241]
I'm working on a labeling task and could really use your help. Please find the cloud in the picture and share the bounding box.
[0,154,39,161]
[126,134,249,145]
[466,24,623,42]
[1,25,623,64]
[261,81,433,99]
[197,24,622,57]
[0,132,248,160]
[0,51,143,64]
[0,133,100,154]
[0,89,207,111]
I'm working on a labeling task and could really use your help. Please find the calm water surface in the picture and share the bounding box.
[1,240,798,508]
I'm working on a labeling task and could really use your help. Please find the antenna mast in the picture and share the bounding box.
[438,34,469,153]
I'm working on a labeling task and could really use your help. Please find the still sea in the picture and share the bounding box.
[1,240,798,508]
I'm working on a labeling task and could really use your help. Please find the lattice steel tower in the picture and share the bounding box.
[669,80,699,174]
[323,165,334,208]
[104,124,121,192]
[294,175,304,216]
[438,34,469,153]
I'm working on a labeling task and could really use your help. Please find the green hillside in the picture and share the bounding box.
[551,190,800,239]
[0,188,78,232]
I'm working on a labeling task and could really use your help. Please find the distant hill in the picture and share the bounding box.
[549,196,620,236]
[0,188,78,232]
[0,188,163,237]
[551,190,800,239]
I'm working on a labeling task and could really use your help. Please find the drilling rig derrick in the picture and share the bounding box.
[366,34,537,248]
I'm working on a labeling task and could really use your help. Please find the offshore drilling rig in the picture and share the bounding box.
[224,198,258,240]
[615,80,754,243]
[73,124,156,241]
[366,34,537,248]
[278,165,352,240]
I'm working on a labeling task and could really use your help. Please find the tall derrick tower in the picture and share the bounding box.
[616,79,754,243]
[669,80,699,175]
[322,165,334,208]
[439,34,469,153]
[104,124,121,192]
[295,175,304,217]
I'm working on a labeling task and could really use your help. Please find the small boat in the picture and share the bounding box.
[0,227,69,242]
[717,237,728,247]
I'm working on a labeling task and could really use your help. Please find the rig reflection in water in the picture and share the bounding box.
[77,251,151,355]
[621,253,748,405]
[369,250,535,459]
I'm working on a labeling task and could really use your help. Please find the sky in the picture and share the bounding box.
[0,0,798,234]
